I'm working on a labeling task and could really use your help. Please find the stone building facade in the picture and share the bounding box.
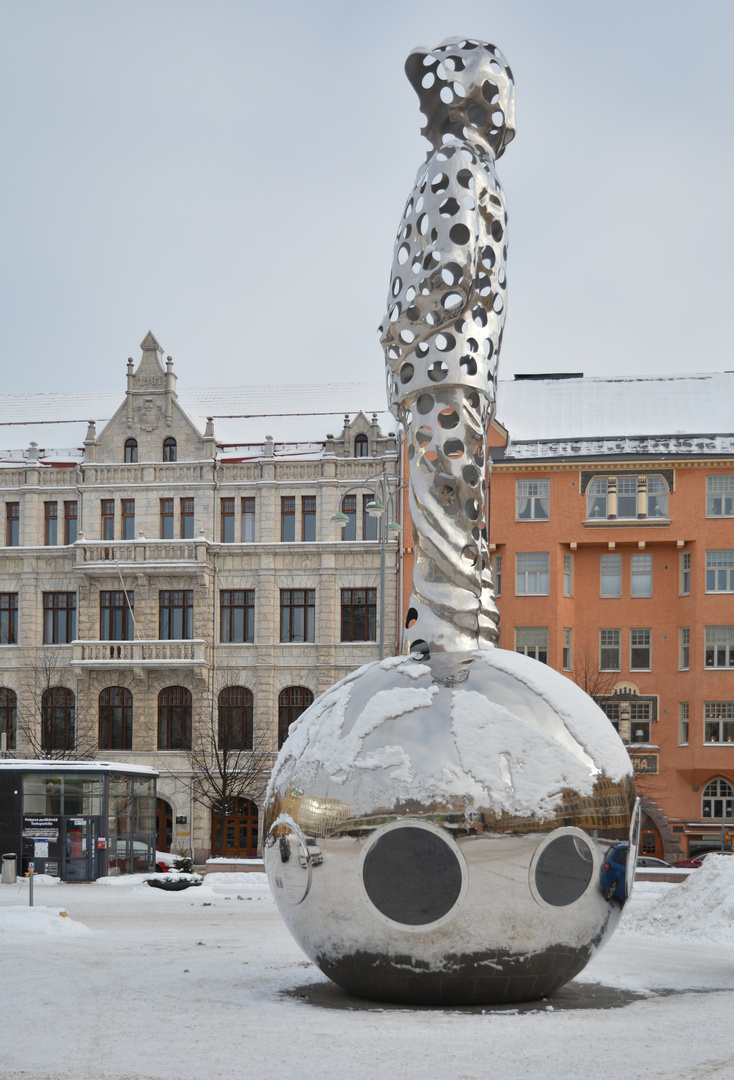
[0,333,401,862]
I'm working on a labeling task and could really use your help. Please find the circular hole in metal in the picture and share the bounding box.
[449,223,471,246]
[427,361,449,383]
[399,362,414,385]
[362,826,462,925]
[534,834,594,907]
[415,393,433,415]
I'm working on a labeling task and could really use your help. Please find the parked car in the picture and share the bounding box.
[636,856,671,869]
[673,850,734,868]
[304,837,324,865]
[600,843,629,900]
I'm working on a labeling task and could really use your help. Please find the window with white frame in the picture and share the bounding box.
[600,628,620,670]
[702,777,734,819]
[680,551,691,595]
[600,554,622,597]
[616,476,638,518]
[563,553,573,597]
[586,473,669,520]
[629,701,652,744]
[515,552,549,595]
[704,703,734,744]
[680,627,690,670]
[562,628,572,670]
[630,628,651,670]
[679,702,689,744]
[493,553,501,597]
[646,475,668,518]
[597,697,654,743]
[630,553,653,597]
[515,627,548,663]
[706,475,734,517]
[516,479,549,521]
[587,476,608,519]
[705,626,734,668]
[706,550,734,592]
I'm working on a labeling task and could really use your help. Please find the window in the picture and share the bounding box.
[101,499,115,541]
[563,553,573,597]
[600,554,622,597]
[705,626,734,668]
[629,702,652,744]
[100,590,134,641]
[44,502,58,546]
[363,494,378,541]
[355,433,368,458]
[704,703,734,744]
[241,497,255,541]
[220,590,254,643]
[562,627,572,671]
[598,698,654,743]
[281,497,295,542]
[616,475,637,518]
[160,498,174,539]
[702,777,734,819]
[600,628,620,670]
[587,477,608,519]
[341,495,356,541]
[0,594,18,645]
[647,475,668,518]
[680,627,690,670]
[218,687,253,750]
[42,687,75,751]
[163,437,177,463]
[493,553,502,597]
[0,687,16,750]
[680,551,691,595]
[180,498,194,539]
[341,588,377,641]
[121,499,135,540]
[516,552,549,595]
[124,438,138,463]
[43,593,76,644]
[221,498,235,543]
[515,627,548,663]
[706,475,734,517]
[159,590,193,640]
[64,501,77,545]
[630,628,651,670]
[679,702,689,745]
[706,550,734,592]
[98,687,133,750]
[158,686,191,750]
[280,589,315,642]
[278,686,313,749]
[587,474,669,520]
[6,503,19,547]
[302,496,316,542]
[516,478,549,521]
[630,554,652,597]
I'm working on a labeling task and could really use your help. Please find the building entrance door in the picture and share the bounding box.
[62,818,99,881]
[211,799,259,858]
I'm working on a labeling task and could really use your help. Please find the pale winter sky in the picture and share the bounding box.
[2,1,733,398]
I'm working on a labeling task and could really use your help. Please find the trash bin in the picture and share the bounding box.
[2,853,17,885]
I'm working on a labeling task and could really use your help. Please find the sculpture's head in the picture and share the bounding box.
[405,38,515,157]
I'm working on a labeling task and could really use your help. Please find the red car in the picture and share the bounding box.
[673,850,734,868]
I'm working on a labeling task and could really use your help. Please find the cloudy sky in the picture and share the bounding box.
[2,1,733,398]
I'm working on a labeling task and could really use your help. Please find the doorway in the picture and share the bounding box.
[62,818,99,882]
[156,798,173,853]
[211,799,259,858]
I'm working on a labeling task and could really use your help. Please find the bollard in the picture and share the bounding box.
[28,866,34,907]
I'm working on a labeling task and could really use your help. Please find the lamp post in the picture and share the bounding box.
[331,467,403,660]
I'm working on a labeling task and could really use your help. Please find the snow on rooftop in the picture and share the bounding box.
[0,759,158,775]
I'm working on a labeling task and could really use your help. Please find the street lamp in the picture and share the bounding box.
[331,467,403,660]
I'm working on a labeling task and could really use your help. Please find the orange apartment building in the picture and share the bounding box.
[478,371,734,862]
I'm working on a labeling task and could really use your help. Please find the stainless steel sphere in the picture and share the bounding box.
[264,649,637,1006]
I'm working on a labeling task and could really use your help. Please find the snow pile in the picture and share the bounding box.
[0,905,92,940]
[621,856,734,942]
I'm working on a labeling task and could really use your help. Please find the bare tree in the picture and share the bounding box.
[15,650,97,760]
[572,637,618,699]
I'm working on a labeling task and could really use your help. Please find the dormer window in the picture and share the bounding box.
[124,438,138,463]
[355,434,368,458]
[163,437,177,462]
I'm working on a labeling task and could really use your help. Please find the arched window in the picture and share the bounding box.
[211,798,259,858]
[218,686,253,750]
[163,437,177,462]
[355,433,368,458]
[278,686,313,749]
[158,686,191,750]
[99,687,133,750]
[702,778,734,819]
[124,438,138,463]
[0,687,17,750]
[41,687,75,752]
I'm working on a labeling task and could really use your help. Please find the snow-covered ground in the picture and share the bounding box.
[1,861,733,1080]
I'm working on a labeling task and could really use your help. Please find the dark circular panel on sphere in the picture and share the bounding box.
[362,826,463,925]
[535,834,594,907]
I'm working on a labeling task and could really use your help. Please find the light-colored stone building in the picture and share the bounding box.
[0,333,402,862]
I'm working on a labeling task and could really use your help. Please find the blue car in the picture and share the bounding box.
[600,843,629,901]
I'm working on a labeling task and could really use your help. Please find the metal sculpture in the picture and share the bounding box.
[264,37,637,1007]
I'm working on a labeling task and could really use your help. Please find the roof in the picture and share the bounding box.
[0,760,158,775]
